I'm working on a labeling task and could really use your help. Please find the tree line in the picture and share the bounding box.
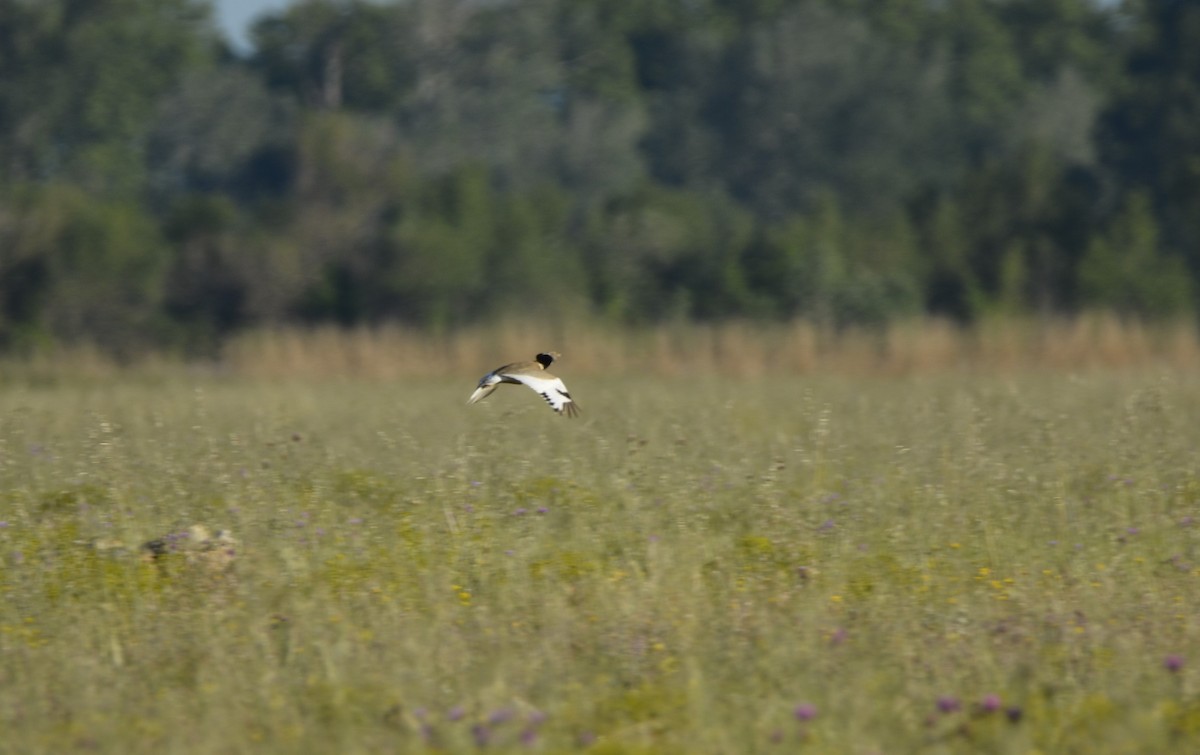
[1,0,1196,355]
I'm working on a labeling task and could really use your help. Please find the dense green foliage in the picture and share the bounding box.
[1,372,1198,751]
[1,0,1197,353]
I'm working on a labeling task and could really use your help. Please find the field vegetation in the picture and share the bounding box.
[1,323,1198,753]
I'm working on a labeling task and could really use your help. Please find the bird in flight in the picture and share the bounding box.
[468,352,580,417]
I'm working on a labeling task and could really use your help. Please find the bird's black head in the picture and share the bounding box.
[535,352,556,368]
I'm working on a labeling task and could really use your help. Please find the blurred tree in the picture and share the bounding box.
[581,185,754,321]
[0,185,167,353]
[380,165,493,328]
[1077,191,1193,317]
[708,4,958,220]
[930,0,1028,165]
[1099,0,1200,272]
[284,111,412,324]
[998,0,1123,85]
[0,0,1194,355]
[160,194,271,350]
[146,67,297,201]
[483,185,584,318]
[743,196,921,324]
[252,0,407,110]
[0,0,216,193]
[911,192,979,321]
[1010,68,1102,167]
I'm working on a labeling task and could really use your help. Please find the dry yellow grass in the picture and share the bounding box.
[219,314,1200,379]
[3,314,1197,381]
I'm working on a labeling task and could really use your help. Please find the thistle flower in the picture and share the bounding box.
[1165,655,1184,673]
[793,703,817,721]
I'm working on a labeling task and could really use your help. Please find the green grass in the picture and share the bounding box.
[1,371,1199,753]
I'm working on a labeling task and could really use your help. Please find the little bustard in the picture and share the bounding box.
[467,352,580,417]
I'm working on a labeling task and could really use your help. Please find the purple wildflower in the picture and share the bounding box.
[1005,706,1023,723]
[487,708,515,725]
[979,694,1002,713]
[1165,655,1184,673]
[471,723,490,747]
[793,703,817,721]
[936,696,961,714]
[448,706,465,722]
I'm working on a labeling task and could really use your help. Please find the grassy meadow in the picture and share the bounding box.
[2,321,1199,753]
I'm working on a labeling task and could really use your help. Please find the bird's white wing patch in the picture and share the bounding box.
[505,372,579,416]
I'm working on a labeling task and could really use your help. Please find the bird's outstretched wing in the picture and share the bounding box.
[504,371,580,417]
[467,381,499,405]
